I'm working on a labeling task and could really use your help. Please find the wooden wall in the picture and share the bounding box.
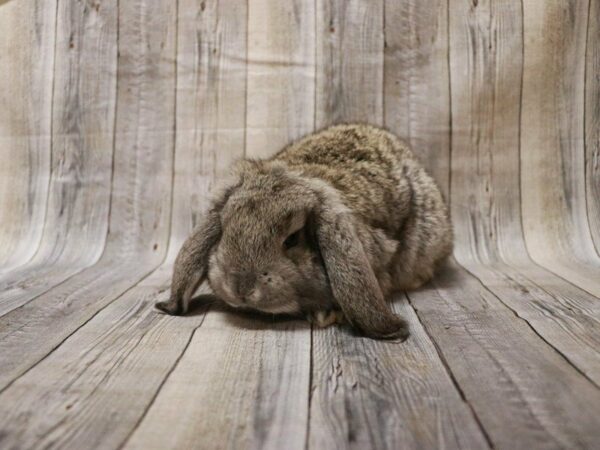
[1,0,598,279]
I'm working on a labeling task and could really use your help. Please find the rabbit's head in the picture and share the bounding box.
[156,159,408,339]
[206,161,332,315]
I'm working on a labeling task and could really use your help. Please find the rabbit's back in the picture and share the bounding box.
[273,124,416,237]
[273,123,453,292]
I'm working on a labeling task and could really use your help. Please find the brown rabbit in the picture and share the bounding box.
[156,124,453,340]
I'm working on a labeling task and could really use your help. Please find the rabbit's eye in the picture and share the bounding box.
[284,230,300,249]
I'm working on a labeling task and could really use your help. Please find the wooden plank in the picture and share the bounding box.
[309,297,489,449]
[410,260,600,449]
[0,0,56,271]
[585,0,600,251]
[383,0,450,196]
[521,0,600,295]
[316,0,384,127]
[0,0,119,315]
[245,0,316,158]
[0,0,176,391]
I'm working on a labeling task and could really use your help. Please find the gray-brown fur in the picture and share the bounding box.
[156,124,453,340]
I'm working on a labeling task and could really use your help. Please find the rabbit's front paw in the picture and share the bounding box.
[307,310,345,328]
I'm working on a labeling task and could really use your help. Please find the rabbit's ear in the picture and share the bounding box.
[156,182,238,315]
[313,193,409,340]
[155,210,221,315]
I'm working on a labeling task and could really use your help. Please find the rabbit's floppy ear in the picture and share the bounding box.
[312,188,409,340]
[156,182,238,315]
[155,209,221,315]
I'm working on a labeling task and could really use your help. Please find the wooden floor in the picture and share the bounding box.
[2,258,600,450]
[1,0,600,448]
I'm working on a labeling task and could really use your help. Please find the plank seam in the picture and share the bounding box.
[521,256,600,299]
[405,292,494,449]
[446,0,453,205]
[105,0,121,243]
[242,0,249,158]
[165,0,180,261]
[517,0,527,271]
[381,0,386,129]
[312,0,317,132]
[304,324,314,450]
[305,1,317,443]
[0,262,109,320]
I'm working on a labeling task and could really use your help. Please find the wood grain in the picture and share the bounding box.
[458,262,600,383]
[108,0,176,260]
[0,0,56,271]
[448,0,525,264]
[309,298,489,449]
[126,306,310,450]
[246,0,316,158]
[309,2,492,448]
[316,0,384,127]
[383,0,450,196]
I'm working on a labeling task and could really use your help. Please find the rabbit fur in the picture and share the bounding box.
[156,124,453,340]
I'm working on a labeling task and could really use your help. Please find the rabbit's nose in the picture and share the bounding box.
[233,272,256,299]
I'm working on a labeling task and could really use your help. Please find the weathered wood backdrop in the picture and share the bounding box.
[0,0,599,448]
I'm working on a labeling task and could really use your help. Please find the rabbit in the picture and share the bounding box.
[156,124,453,340]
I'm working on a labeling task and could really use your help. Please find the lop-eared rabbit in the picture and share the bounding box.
[157,124,453,340]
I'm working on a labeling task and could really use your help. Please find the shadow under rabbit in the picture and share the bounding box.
[160,291,439,340]
[163,293,310,333]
